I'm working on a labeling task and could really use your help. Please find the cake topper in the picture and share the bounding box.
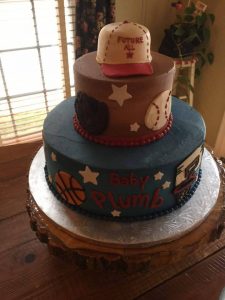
[96,21,153,78]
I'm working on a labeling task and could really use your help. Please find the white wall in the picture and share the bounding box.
[116,0,175,51]
[194,0,225,147]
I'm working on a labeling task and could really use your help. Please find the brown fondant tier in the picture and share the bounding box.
[74,51,175,145]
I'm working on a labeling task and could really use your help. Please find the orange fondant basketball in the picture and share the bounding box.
[55,171,85,206]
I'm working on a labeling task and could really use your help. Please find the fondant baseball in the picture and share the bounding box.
[145,90,171,131]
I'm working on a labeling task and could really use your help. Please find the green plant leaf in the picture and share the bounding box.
[195,68,201,77]
[184,32,198,43]
[196,16,201,29]
[191,2,196,10]
[203,27,210,42]
[201,13,207,24]
[178,75,188,85]
[184,14,194,22]
[174,26,185,37]
[178,75,190,84]
[196,13,207,28]
[207,52,214,64]
[177,75,195,94]
[209,13,215,24]
[188,83,195,93]
[184,3,196,15]
[198,52,206,67]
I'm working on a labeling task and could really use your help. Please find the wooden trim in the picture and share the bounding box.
[57,0,71,99]
[214,111,225,158]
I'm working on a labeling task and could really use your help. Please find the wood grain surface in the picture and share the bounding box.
[0,141,225,300]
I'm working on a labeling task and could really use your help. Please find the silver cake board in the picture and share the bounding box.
[28,147,220,248]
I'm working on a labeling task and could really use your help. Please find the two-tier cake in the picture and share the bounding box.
[43,21,205,221]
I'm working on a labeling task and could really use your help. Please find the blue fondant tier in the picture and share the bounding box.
[43,97,206,221]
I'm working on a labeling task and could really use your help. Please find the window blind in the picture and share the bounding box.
[0,0,76,145]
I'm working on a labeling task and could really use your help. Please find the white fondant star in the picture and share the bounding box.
[111,210,121,217]
[154,171,164,181]
[108,84,132,107]
[79,166,99,185]
[162,181,171,189]
[51,152,57,161]
[130,122,140,132]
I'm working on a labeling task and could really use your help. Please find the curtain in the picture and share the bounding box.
[75,0,116,58]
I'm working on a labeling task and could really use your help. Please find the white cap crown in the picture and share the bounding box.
[96,21,152,65]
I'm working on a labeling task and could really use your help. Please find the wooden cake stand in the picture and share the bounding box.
[27,147,224,272]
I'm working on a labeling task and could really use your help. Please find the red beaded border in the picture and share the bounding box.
[73,115,173,147]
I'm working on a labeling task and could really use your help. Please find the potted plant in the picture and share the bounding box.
[159,1,215,96]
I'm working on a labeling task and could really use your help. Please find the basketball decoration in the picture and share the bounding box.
[174,145,204,200]
[55,171,86,206]
[75,91,109,135]
[175,145,203,187]
[145,90,171,131]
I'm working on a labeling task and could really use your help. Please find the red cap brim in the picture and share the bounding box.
[101,63,153,78]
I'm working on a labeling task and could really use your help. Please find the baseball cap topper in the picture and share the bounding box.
[96,21,153,78]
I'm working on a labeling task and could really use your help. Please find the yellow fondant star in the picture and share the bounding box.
[154,171,164,181]
[108,84,132,107]
[162,181,171,189]
[130,122,140,132]
[111,210,121,217]
[79,166,99,185]
[51,152,57,161]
